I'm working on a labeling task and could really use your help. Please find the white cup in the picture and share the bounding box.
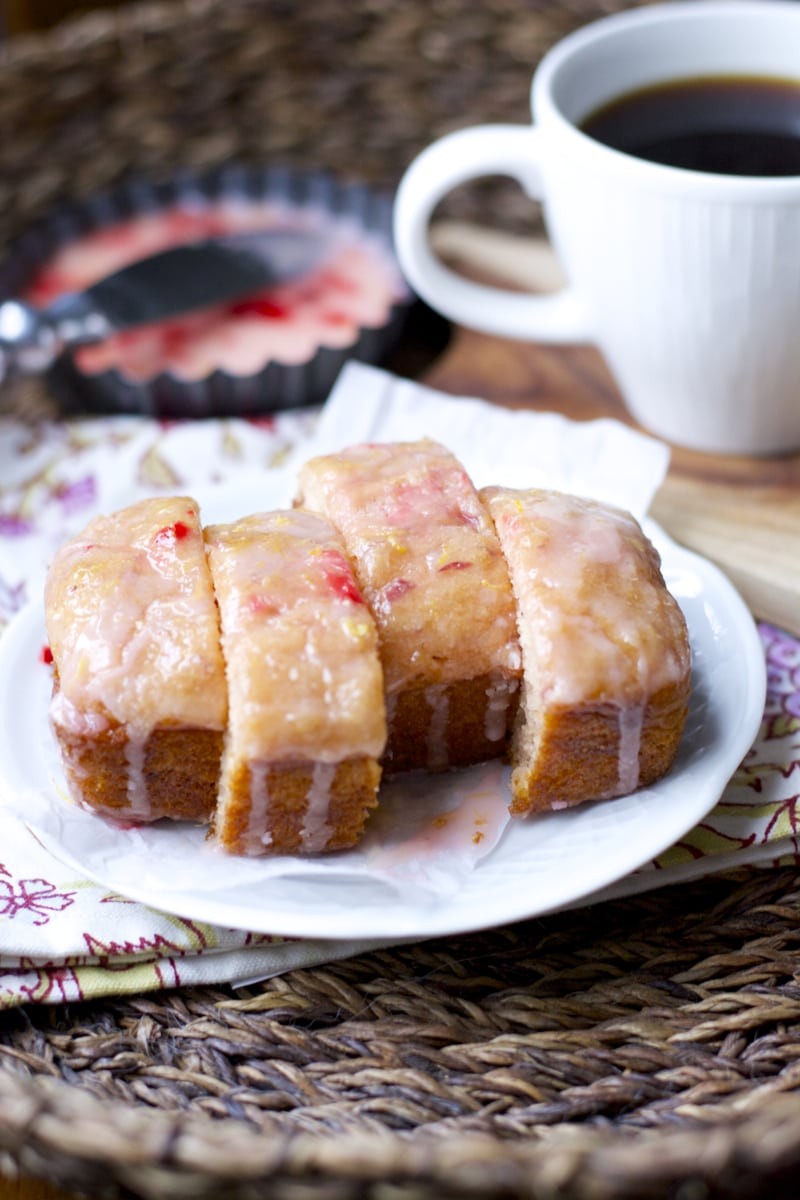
[393,0,800,456]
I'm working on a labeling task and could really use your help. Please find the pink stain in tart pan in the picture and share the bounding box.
[24,202,408,384]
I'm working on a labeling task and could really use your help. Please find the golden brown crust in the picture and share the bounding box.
[214,758,381,854]
[483,486,692,817]
[383,673,520,776]
[45,473,693,850]
[45,495,227,824]
[52,684,222,823]
[509,680,691,815]
[637,683,692,790]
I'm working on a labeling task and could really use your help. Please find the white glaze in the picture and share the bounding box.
[297,439,521,693]
[483,485,690,801]
[484,673,518,744]
[206,509,386,851]
[483,487,689,708]
[616,703,644,796]
[239,762,269,854]
[425,683,450,771]
[44,496,227,819]
[45,497,227,739]
[124,736,152,820]
[301,762,337,852]
[206,509,386,765]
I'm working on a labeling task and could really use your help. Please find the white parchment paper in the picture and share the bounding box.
[289,361,670,520]
[11,364,675,920]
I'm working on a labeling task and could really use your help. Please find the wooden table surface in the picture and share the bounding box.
[0,1179,77,1199]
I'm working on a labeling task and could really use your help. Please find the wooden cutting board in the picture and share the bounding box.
[420,222,800,636]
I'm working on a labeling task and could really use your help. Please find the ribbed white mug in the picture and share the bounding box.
[393,0,800,455]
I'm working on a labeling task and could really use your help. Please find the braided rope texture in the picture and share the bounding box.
[3,869,800,1197]
[0,0,640,246]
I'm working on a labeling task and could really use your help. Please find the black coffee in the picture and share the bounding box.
[580,75,800,176]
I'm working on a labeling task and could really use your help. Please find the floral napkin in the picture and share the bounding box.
[0,363,796,1010]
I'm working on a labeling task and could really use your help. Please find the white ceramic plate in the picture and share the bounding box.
[0,487,765,941]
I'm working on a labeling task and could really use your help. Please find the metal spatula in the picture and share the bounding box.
[0,228,330,380]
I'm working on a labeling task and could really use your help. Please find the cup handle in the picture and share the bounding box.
[393,124,591,343]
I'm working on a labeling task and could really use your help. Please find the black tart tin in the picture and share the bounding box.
[0,164,412,418]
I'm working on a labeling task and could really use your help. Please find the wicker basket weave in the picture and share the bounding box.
[4,868,800,1198]
[3,3,800,1198]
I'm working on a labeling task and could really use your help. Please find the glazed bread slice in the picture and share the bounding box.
[296,439,521,773]
[44,496,227,822]
[205,509,386,855]
[482,487,691,814]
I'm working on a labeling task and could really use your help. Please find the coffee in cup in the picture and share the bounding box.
[393,1,800,455]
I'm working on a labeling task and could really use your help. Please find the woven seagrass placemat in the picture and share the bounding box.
[4,868,800,1199]
[3,3,800,1198]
